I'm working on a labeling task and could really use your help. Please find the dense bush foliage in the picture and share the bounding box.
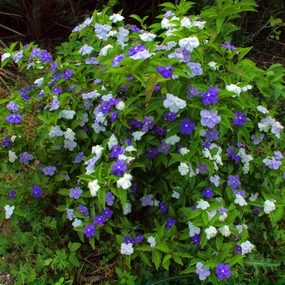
[1,0,285,284]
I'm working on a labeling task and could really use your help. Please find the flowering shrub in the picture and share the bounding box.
[1,0,285,283]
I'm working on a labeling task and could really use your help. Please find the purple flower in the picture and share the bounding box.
[19,152,34,164]
[130,118,143,128]
[202,187,214,198]
[253,206,261,215]
[135,235,144,243]
[110,145,124,158]
[50,62,57,72]
[163,112,177,122]
[200,110,221,128]
[180,118,196,135]
[215,263,231,280]
[196,262,210,281]
[124,236,135,244]
[274,151,283,160]
[30,48,41,59]
[2,137,11,147]
[191,234,201,246]
[52,86,63,95]
[233,189,245,198]
[131,183,137,195]
[156,64,173,78]
[142,116,154,132]
[106,192,115,206]
[31,185,43,198]
[6,114,22,124]
[234,245,242,254]
[93,215,106,225]
[50,96,60,111]
[112,54,125,66]
[84,224,96,237]
[74,152,84,163]
[154,125,166,136]
[196,162,208,173]
[146,147,159,159]
[205,128,219,142]
[64,68,73,80]
[77,204,89,216]
[69,187,83,199]
[40,50,52,62]
[263,157,282,170]
[232,111,247,127]
[43,166,56,176]
[102,207,113,219]
[154,84,160,91]
[9,189,15,199]
[66,209,75,220]
[221,42,236,50]
[202,87,219,105]
[187,62,203,77]
[110,111,119,122]
[128,44,146,56]
[111,160,127,177]
[187,85,202,97]
[227,175,241,189]
[158,140,171,154]
[160,202,168,213]
[7,101,19,112]
[166,217,176,230]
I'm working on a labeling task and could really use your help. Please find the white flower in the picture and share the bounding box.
[120,243,134,255]
[64,139,77,151]
[49,126,64,137]
[207,210,217,221]
[163,93,186,112]
[208,61,218,70]
[92,122,106,133]
[11,135,17,142]
[205,226,217,239]
[79,44,94,55]
[118,154,134,163]
[64,128,76,141]
[165,135,180,145]
[108,134,118,149]
[264,199,276,214]
[99,44,113,56]
[189,163,198,177]
[125,145,137,152]
[249,193,259,202]
[133,131,145,141]
[236,224,248,234]
[172,191,180,199]
[139,32,156,42]
[196,199,210,210]
[109,13,124,23]
[130,50,154,60]
[91,145,104,156]
[219,225,231,237]
[241,240,254,255]
[180,17,192,28]
[188,221,200,237]
[258,116,274,132]
[117,174,133,189]
[72,218,82,228]
[123,202,132,215]
[8,151,17,163]
[193,20,206,29]
[161,18,176,29]
[219,212,227,221]
[178,37,199,52]
[88,179,100,197]
[59,110,76,119]
[234,194,248,206]
[209,175,220,187]
[4,205,15,219]
[178,162,189,176]
[180,147,190,156]
[147,236,156,247]
[226,84,242,97]
[34,77,43,86]
[166,41,177,50]
[1,52,11,62]
[116,101,125,110]
[257,105,269,114]
[241,85,252,92]
[153,199,160,206]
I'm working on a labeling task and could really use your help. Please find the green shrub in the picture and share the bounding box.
[1,0,285,284]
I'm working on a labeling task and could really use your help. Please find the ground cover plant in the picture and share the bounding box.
[1,0,285,284]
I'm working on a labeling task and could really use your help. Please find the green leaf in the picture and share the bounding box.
[14,208,27,217]
[155,243,170,253]
[68,254,80,267]
[152,250,162,270]
[162,254,172,270]
[172,253,183,265]
[69,242,81,252]
[146,74,158,105]
[140,253,152,266]
[57,188,70,196]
